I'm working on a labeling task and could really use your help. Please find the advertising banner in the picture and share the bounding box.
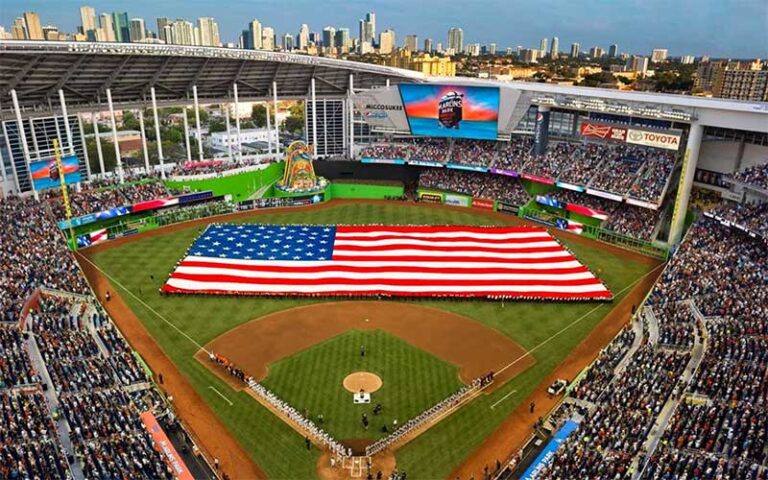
[419,192,443,204]
[536,195,566,209]
[131,197,180,213]
[626,129,681,151]
[139,411,194,480]
[586,188,623,202]
[444,194,471,207]
[579,121,628,142]
[407,160,444,168]
[556,181,585,192]
[178,190,214,205]
[566,203,609,221]
[472,197,495,210]
[625,197,660,210]
[522,173,556,185]
[497,202,519,215]
[30,155,81,191]
[361,158,406,165]
[533,109,551,156]
[489,168,518,177]
[353,88,410,132]
[399,84,500,140]
[57,206,130,230]
[446,163,487,173]
[520,420,580,480]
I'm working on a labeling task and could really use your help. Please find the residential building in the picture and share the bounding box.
[404,34,418,53]
[570,42,580,58]
[447,27,463,54]
[712,66,768,101]
[424,38,433,53]
[651,48,668,63]
[379,29,396,54]
[626,55,649,74]
[111,12,129,43]
[681,55,695,64]
[80,6,97,41]
[157,17,171,43]
[297,24,309,50]
[129,18,145,42]
[262,27,275,51]
[282,33,294,51]
[198,17,219,47]
[539,37,548,58]
[22,12,44,40]
[550,37,559,59]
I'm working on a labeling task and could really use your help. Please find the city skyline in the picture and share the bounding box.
[1,0,765,58]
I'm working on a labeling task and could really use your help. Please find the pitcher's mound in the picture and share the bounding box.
[343,372,382,393]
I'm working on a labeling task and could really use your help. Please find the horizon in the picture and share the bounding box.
[1,0,766,58]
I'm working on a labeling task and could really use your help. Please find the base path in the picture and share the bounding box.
[343,372,383,393]
[199,301,534,392]
[76,252,266,480]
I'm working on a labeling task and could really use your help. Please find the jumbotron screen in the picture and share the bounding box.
[399,84,500,140]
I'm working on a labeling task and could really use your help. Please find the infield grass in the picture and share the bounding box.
[87,201,657,479]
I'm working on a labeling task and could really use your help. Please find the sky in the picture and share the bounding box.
[1,0,766,58]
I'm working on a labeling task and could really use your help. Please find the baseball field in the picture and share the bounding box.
[76,200,660,479]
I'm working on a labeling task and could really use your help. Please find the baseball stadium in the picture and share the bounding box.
[0,40,767,480]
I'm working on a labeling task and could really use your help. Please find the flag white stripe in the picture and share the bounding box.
[334,231,550,240]
[332,248,572,259]
[333,239,562,249]
[184,257,585,270]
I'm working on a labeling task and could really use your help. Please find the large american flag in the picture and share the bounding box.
[162,224,612,300]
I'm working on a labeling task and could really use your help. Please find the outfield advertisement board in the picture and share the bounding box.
[536,195,566,209]
[418,192,443,203]
[57,206,130,230]
[446,163,488,173]
[497,202,519,215]
[30,155,81,190]
[522,173,556,185]
[625,129,681,150]
[407,160,445,168]
[399,84,500,140]
[472,197,495,210]
[444,194,471,207]
[489,168,518,177]
[556,181,584,192]
[361,158,406,165]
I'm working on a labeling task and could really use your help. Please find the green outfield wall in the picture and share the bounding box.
[329,182,404,199]
[164,162,285,200]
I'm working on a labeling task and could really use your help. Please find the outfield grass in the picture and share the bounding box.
[88,201,656,479]
[261,329,463,441]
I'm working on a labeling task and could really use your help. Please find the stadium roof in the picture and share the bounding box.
[1,41,766,132]
[0,40,424,117]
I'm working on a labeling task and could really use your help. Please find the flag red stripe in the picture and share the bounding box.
[333,244,565,254]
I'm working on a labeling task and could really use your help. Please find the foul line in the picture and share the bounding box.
[76,253,210,355]
[490,389,517,409]
[209,386,234,406]
[485,262,666,408]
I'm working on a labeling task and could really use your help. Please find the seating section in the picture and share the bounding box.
[47,181,169,219]
[418,169,530,206]
[729,162,768,191]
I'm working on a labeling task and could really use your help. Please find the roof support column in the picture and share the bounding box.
[310,77,318,157]
[58,90,75,156]
[77,114,92,179]
[322,98,328,157]
[272,81,280,156]
[224,103,233,162]
[668,121,703,245]
[265,100,272,156]
[193,85,203,161]
[138,109,151,174]
[183,106,192,163]
[233,83,242,162]
[106,88,124,183]
[10,89,37,200]
[150,87,166,179]
[348,73,354,159]
[28,118,40,160]
[92,112,106,176]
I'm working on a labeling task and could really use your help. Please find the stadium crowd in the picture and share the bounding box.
[450,140,499,167]
[48,181,170,219]
[167,157,274,178]
[418,169,530,206]
[729,163,768,191]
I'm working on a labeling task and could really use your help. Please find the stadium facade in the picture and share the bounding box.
[1,40,766,244]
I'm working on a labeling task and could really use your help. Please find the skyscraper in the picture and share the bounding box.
[11,18,26,40]
[129,18,145,42]
[198,17,220,47]
[100,13,116,42]
[248,19,262,49]
[111,12,129,43]
[171,20,195,45]
[404,35,418,53]
[489,43,497,55]
[358,13,375,46]
[297,24,309,50]
[282,33,294,51]
[589,46,604,58]
[379,29,395,54]
[651,48,668,63]
[262,27,275,50]
[570,42,580,58]
[627,55,649,74]
[424,38,433,53]
[80,6,97,41]
[447,27,463,54]
[539,37,548,58]
[22,12,44,40]
[322,26,336,50]
[608,43,618,58]
[335,28,350,50]
[550,37,559,59]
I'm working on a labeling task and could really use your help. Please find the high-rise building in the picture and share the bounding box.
[712,65,768,101]
[309,32,320,46]
[171,19,195,45]
[379,29,396,54]
[447,27,463,54]
[198,17,220,47]
[539,37,548,57]
[100,13,116,42]
[436,42,443,53]
[112,12,129,42]
[467,43,481,56]
[550,37,559,59]
[282,33,294,51]
[365,12,376,42]
[651,48,668,63]
[680,55,695,65]
[521,48,539,64]
[322,26,335,50]
[129,18,145,42]
[404,34,418,53]
[589,46,604,58]
[262,27,275,50]
[297,24,309,50]
[335,28,350,50]
[11,17,26,40]
[626,55,649,74]
[80,6,97,41]
[570,42,580,58]
[248,19,262,49]
[358,14,375,47]
[489,43,497,55]
[23,12,44,40]
[608,43,618,58]
[424,38,433,53]
[157,17,171,43]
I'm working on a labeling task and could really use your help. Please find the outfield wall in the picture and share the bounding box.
[165,162,285,200]
[329,182,404,199]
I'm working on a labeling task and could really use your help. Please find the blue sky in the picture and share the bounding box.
[1,0,765,58]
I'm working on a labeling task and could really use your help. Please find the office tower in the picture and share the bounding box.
[99,14,116,41]
[309,32,320,46]
[589,46,604,58]
[247,19,262,49]
[550,37,559,59]
[405,34,418,53]
[197,17,219,47]
[171,20,195,45]
[608,43,618,58]
[157,17,171,42]
[489,43,497,55]
[23,12,44,40]
[80,6,97,41]
[424,38,433,53]
[112,12,129,42]
[379,29,395,54]
[262,27,275,50]
[539,37,548,57]
[570,42,580,58]
[447,27,463,53]
[505,47,513,56]
[297,24,309,50]
[651,48,668,62]
[436,42,443,52]
[680,55,695,65]
[282,33,294,51]
[129,18,145,42]
[335,28,350,50]
[359,13,375,46]
[322,26,336,49]
[11,18,26,39]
